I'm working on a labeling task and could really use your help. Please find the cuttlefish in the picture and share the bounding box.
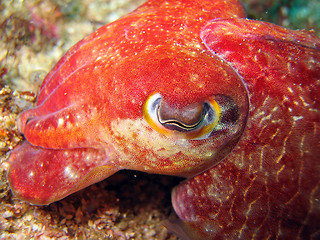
[7,0,320,239]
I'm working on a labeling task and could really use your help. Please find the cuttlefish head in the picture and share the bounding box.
[106,45,249,177]
[7,36,249,205]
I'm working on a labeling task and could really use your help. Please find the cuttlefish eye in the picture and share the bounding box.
[143,93,223,139]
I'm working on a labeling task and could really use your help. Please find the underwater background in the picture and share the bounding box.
[0,0,319,239]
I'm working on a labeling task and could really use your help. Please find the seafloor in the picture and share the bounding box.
[0,0,319,239]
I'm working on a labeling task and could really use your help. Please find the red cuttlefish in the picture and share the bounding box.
[7,0,320,239]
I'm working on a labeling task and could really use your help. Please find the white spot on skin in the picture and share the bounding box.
[187,188,194,196]
[66,121,74,129]
[64,166,78,180]
[58,118,64,127]
[293,116,303,121]
[85,155,92,162]
[299,95,310,106]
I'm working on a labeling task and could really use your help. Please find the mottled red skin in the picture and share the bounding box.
[7,0,320,239]
[8,0,247,204]
[172,19,320,239]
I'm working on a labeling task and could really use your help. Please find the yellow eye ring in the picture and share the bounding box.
[143,93,221,140]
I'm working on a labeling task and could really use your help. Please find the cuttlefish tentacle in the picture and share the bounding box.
[17,62,103,138]
[8,141,118,205]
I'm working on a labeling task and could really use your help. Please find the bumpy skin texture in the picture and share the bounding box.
[172,19,320,239]
[7,0,320,239]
